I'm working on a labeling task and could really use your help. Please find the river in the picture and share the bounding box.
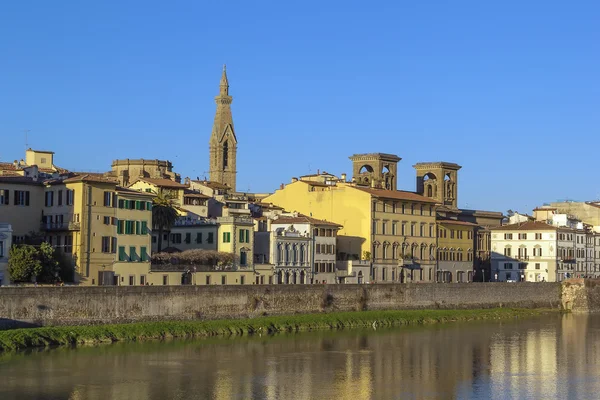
[0,314,599,399]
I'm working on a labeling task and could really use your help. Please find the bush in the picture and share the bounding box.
[151,249,237,267]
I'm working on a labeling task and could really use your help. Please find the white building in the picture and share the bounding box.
[491,222,558,282]
[0,223,12,285]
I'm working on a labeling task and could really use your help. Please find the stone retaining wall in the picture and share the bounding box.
[0,282,563,329]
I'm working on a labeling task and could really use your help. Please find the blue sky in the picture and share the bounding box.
[1,1,598,214]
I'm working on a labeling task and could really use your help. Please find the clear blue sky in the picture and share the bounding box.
[1,1,598,214]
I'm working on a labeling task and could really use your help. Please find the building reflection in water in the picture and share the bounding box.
[2,315,600,399]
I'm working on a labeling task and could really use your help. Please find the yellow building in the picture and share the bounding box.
[128,177,188,204]
[43,175,153,285]
[263,179,438,283]
[217,216,254,269]
[436,219,477,282]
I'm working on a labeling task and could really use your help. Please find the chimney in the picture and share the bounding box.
[291,177,298,183]
[341,173,347,181]
[280,183,284,190]
[317,169,320,175]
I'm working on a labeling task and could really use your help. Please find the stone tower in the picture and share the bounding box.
[209,65,237,190]
[349,153,401,190]
[413,162,462,209]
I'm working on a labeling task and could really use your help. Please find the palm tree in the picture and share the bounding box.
[152,192,179,253]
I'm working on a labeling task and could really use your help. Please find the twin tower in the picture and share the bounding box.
[208,66,461,207]
[349,153,461,209]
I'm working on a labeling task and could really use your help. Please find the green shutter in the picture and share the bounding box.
[141,221,148,235]
[239,230,244,243]
[141,247,147,261]
[117,220,122,234]
[147,202,152,210]
[118,246,127,261]
[130,246,137,261]
[223,232,227,242]
[245,229,250,243]
[136,221,140,235]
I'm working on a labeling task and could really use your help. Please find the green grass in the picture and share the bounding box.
[0,308,554,352]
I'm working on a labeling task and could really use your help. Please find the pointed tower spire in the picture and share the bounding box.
[209,65,237,191]
[220,64,229,95]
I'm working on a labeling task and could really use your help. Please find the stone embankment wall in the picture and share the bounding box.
[0,283,562,329]
[561,279,600,313]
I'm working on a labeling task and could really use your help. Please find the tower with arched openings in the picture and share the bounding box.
[349,153,401,190]
[209,65,237,191]
[413,162,462,209]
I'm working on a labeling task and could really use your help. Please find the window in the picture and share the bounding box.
[240,250,247,266]
[420,224,424,237]
[401,203,405,214]
[372,220,377,235]
[103,216,111,225]
[118,246,127,261]
[222,232,231,243]
[66,190,74,205]
[504,262,513,270]
[0,241,3,257]
[519,233,528,240]
[101,236,110,253]
[410,223,415,236]
[140,247,148,261]
[313,228,319,237]
[401,223,406,236]
[392,222,397,235]
[504,233,513,240]
[111,237,117,254]
[130,246,137,261]
[57,190,63,206]
[382,221,387,235]
[316,244,321,254]
[163,275,168,285]
[129,275,135,286]
[0,189,8,205]
[171,233,182,244]
[207,232,214,243]
[535,233,542,240]
[420,205,424,215]
[185,233,191,244]
[535,263,541,270]
[221,275,226,285]
[45,191,54,207]
[104,191,112,207]
[206,275,211,285]
[239,229,250,243]
[140,275,146,285]
[141,221,148,235]
[196,232,203,243]
[504,247,512,257]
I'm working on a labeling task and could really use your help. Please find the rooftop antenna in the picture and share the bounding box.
[23,129,31,151]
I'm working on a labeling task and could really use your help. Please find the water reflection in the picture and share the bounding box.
[1,315,600,399]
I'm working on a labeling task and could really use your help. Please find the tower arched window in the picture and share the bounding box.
[223,140,229,168]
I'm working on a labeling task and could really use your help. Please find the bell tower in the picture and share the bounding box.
[349,153,401,190]
[209,65,237,190]
[413,162,461,208]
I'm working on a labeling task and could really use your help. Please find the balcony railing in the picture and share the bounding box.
[41,222,81,231]
[516,255,530,261]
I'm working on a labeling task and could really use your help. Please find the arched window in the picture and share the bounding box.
[240,249,247,266]
[277,244,283,262]
[222,141,229,168]
[300,245,305,263]
[285,244,290,263]
[292,244,298,263]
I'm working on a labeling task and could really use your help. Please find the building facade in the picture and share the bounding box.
[0,177,44,242]
[436,220,476,283]
[491,222,558,282]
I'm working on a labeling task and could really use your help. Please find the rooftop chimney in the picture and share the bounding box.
[280,183,284,190]
[341,173,347,181]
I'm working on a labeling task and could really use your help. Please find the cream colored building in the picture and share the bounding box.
[0,176,44,242]
[217,216,254,269]
[491,221,558,282]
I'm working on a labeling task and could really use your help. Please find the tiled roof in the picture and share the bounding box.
[0,176,43,185]
[353,187,438,204]
[183,190,210,199]
[62,174,119,184]
[191,180,230,190]
[492,221,557,231]
[132,178,188,189]
[116,186,155,197]
[271,214,342,228]
[0,162,19,171]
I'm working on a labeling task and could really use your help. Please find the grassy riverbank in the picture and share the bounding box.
[0,308,554,352]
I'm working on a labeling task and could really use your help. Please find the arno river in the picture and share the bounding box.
[1,314,599,399]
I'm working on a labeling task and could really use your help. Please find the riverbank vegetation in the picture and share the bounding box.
[0,308,554,352]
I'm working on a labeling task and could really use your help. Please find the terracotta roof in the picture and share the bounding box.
[271,214,342,228]
[116,186,155,197]
[183,190,210,199]
[0,176,43,185]
[353,187,438,204]
[438,219,479,227]
[132,178,188,189]
[62,174,119,184]
[191,180,230,190]
[0,162,19,171]
[301,181,330,187]
[492,221,557,231]
[253,202,284,210]
[533,207,557,211]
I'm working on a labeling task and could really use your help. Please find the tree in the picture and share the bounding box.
[8,245,42,282]
[152,191,179,253]
[7,242,73,284]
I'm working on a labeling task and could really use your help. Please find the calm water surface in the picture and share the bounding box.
[1,314,600,399]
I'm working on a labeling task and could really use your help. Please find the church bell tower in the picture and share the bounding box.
[209,65,237,190]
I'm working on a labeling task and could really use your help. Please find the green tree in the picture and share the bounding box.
[152,191,179,253]
[8,245,42,283]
